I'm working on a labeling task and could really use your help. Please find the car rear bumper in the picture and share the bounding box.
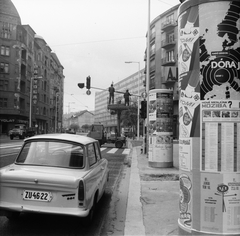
[0,203,90,217]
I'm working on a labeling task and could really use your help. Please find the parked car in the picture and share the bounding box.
[0,133,109,224]
[9,124,26,140]
[25,127,36,137]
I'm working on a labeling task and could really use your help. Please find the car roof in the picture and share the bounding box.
[25,133,97,145]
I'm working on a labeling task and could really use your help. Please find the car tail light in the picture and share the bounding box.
[78,180,84,201]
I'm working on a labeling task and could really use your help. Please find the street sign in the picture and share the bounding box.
[32,78,38,104]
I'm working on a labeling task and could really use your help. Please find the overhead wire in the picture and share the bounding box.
[51,36,145,47]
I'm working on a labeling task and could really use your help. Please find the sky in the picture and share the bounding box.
[11,0,180,113]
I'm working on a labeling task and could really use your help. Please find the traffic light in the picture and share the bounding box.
[78,83,84,88]
[86,76,91,89]
[140,100,147,119]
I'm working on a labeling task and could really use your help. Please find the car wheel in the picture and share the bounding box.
[6,212,20,221]
[84,194,97,226]
[115,140,123,148]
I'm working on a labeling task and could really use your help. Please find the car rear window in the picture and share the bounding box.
[16,141,85,168]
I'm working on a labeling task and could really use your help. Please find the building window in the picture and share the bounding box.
[150,44,155,52]
[1,46,10,56]
[0,98,8,107]
[166,14,174,24]
[14,98,18,108]
[167,50,174,62]
[151,26,155,34]
[1,22,12,39]
[0,80,8,90]
[167,32,175,43]
[0,63,9,73]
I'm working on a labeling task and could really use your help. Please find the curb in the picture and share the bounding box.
[124,147,145,236]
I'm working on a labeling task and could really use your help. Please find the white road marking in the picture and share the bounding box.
[122,148,130,155]
[107,148,118,154]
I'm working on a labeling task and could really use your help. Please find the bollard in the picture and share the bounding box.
[178,0,240,235]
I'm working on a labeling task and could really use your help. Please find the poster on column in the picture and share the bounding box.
[179,138,192,171]
[179,172,193,229]
[178,1,201,139]
[201,100,240,173]
[199,2,240,102]
[200,173,240,234]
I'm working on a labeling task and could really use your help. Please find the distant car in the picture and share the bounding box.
[65,129,76,134]
[25,127,36,137]
[9,124,26,140]
[0,134,109,224]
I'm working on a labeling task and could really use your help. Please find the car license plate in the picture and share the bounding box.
[23,190,52,202]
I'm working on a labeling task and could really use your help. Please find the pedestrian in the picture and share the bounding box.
[124,89,131,106]
[108,83,115,104]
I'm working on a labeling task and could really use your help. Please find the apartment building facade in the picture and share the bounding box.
[145,4,180,139]
[0,0,64,134]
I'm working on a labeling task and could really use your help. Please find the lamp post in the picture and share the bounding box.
[125,61,140,140]
[29,77,33,128]
[55,91,59,133]
[145,0,151,155]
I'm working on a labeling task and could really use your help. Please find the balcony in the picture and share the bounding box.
[150,32,155,42]
[150,65,155,73]
[161,57,176,66]
[161,38,176,49]
[150,49,155,58]
[161,19,177,31]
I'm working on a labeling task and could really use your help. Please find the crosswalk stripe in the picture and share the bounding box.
[107,148,118,154]
[100,147,107,151]
[122,148,130,155]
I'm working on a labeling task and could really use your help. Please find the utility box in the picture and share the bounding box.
[178,0,240,235]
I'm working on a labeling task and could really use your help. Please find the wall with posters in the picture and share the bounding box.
[148,89,173,167]
[178,0,240,235]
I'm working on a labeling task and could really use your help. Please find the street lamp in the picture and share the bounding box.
[146,0,151,155]
[29,77,34,128]
[125,61,140,140]
[55,89,59,133]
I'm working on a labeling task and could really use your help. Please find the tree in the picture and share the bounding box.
[69,123,80,132]
[82,124,90,133]
[120,100,138,138]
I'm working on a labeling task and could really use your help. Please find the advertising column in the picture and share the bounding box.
[178,0,240,235]
[148,89,173,168]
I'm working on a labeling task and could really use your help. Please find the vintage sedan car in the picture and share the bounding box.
[0,134,109,224]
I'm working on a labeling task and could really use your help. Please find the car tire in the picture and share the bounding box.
[6,212,20,221]
[84,194,97,226]
[115,140,123,148]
